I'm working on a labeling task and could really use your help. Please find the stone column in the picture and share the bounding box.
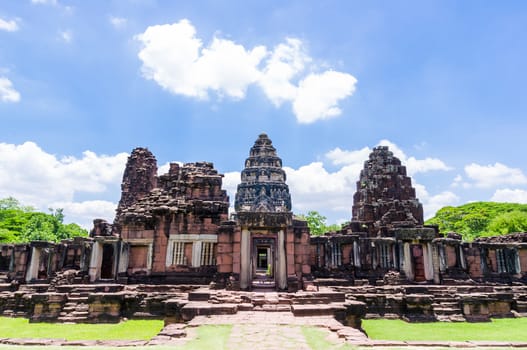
[403,242,414,281]
[191,241,203,268]
[423,243,434,281]
[240,229,251,289]
[26,247,40,282]
[277,229,287,290]
[118,243,129,274]
[89,242,103,281]
[353,241,361,267]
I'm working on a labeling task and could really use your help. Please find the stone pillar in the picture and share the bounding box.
[26,247,40,282]
[423,243,434,281]
[191,241,203,268]
[403,242,414,281]
[353,241,361,267]
[431,242,441,284]
[118,243,129,274]
[459,245,467,269]
[277,229,287,290]
[89,242,103,281]
[240,229,251,289]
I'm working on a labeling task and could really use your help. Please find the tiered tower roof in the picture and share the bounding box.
[351,146,424,236]
[234,133,291,213]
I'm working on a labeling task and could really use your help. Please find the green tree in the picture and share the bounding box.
[426,202,527,241]
[486,211,527,236]
[298,211,343,236]
[0,197,88,243]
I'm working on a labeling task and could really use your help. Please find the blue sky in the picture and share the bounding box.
[1,1,527,228]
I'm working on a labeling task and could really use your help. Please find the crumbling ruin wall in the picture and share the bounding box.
[117,161,229,284]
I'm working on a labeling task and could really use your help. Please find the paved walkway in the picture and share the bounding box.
[188,311,362,349]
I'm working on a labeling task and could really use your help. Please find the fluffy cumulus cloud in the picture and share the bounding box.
[414,183,460,219]
[326,140,451,176]
[136,19,357,123]
[0,17,19,32]
[464,162,527,188]
[0,142,128,228]
[491,189,527,203]
[0,77,21,103]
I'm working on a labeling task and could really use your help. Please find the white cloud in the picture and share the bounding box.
[378,139,452,175]
[136,19,357,123]
[51,200,117,229]
[136,20,265,100]
[415,183,460,219]
[59,30,73,43]
[325,146,371,166]
[0,142,128,228]
[293,70,357,123]
[258,38,310,106]
[326,140,451,176]
[0,17,19,32]
[109,16,127,29]
[0,77,21,103]
[491,188,527,204]
[31,0,58,5]
[464,162,527,188]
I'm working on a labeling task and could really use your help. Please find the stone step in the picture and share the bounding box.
[57,316,88,323]
[432,302,459,308]
[67,297,89,302]
[0,283,12,292]
[254,304,291,312]
[181,302,237,321]
[291,303,346,317]
[436,314,466,322]
[433,307,462,316]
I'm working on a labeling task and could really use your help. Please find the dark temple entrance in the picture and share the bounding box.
[100,244,115,279]
[252,237,275,288]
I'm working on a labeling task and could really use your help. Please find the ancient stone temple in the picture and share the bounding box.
[311,145,439,283]
[350,146,424,236]
[216,133,311,291]
[2,134,527,326]
[87,148,231,284]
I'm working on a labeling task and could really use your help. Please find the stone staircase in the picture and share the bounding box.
[57,292,90,323]
[175,288,353,321]
[431,290,464,322]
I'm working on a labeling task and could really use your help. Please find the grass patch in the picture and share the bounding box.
[302,326,351,350]
[182,325,231,350]
[0,317,164,341]
[363,318,527,341]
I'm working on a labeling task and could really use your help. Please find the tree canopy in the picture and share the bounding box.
[0,197,88,243]
[425,202,527,241]
[298,211,342,236]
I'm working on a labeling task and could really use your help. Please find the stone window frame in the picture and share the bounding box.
[166,234,218,268]
[496,247,520,274]
[124,238,153,272]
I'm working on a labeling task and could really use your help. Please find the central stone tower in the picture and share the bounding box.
[225,133,310,291]
[234,133,292,213]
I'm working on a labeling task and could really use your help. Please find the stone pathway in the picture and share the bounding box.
[227,324,310,350]
[188,311,359,349]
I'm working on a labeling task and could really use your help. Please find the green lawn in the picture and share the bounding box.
[0,317,164,341]
[363,318,527,341]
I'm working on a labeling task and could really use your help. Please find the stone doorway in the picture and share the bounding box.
[252,238,275,288]
[100,244,115,279]
[411,244,426,282]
